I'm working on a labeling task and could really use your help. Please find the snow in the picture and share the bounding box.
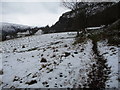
[0,32,119,88]
[98,41,119,88]
[86,25,105,30]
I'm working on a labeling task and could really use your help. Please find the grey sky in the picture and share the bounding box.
[1,2,70,27]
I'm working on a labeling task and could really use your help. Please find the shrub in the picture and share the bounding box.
[73,36,87,45]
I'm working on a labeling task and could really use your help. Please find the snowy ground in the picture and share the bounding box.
[0,32,119,88]
[98,41,119,88]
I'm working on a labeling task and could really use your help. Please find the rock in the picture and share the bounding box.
[64,44,68,47]
[41,64,47,68]
[41,58,47,62]
[46,85,49,87]
[32,74,37,78]
[13,76,20,82]
[71,55,74,57]
[49,69,53,72]
[80,48,84,52]
[42,81,48,85]
[59,75,63,77]
[20,81,22,83]
[51,54,56,58]
[13,48,17,52]
[25,80,37,85]
[59,73,63,77]
[64,52,71,57]
[60,85,62,87]
[41,54,43,57]
[0,69,3,75]
[22,45,25,48]
[10,86,16,89]
[74,52,78,54]
[43,48,46,52]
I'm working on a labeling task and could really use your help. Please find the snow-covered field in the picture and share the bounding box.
[0,32,119,88]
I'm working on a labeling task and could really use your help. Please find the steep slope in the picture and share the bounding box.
[50,2,119,32]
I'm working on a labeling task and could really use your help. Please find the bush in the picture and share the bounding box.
[74,28,120,46]
[73,36,87,45]
[107,36,120,46]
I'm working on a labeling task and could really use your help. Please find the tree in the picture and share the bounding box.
[29,27,39,35]
[42,25,50,34]
[62,0,81,11]
[61,0,87,36]
[73,10,87,36]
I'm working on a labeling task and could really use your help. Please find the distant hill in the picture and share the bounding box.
[0,22,32,32]
[0,22,39,41]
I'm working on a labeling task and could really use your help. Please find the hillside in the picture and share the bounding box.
[0,22,32,33]
[0,32,119,88]
[49,2,119,33]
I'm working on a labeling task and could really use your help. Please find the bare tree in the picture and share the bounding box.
[61,0,87,36]
[62,0,81,10]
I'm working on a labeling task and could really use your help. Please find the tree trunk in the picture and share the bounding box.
[77,30,79,37]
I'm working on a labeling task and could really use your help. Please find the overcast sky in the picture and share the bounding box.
[1,1,70,27]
